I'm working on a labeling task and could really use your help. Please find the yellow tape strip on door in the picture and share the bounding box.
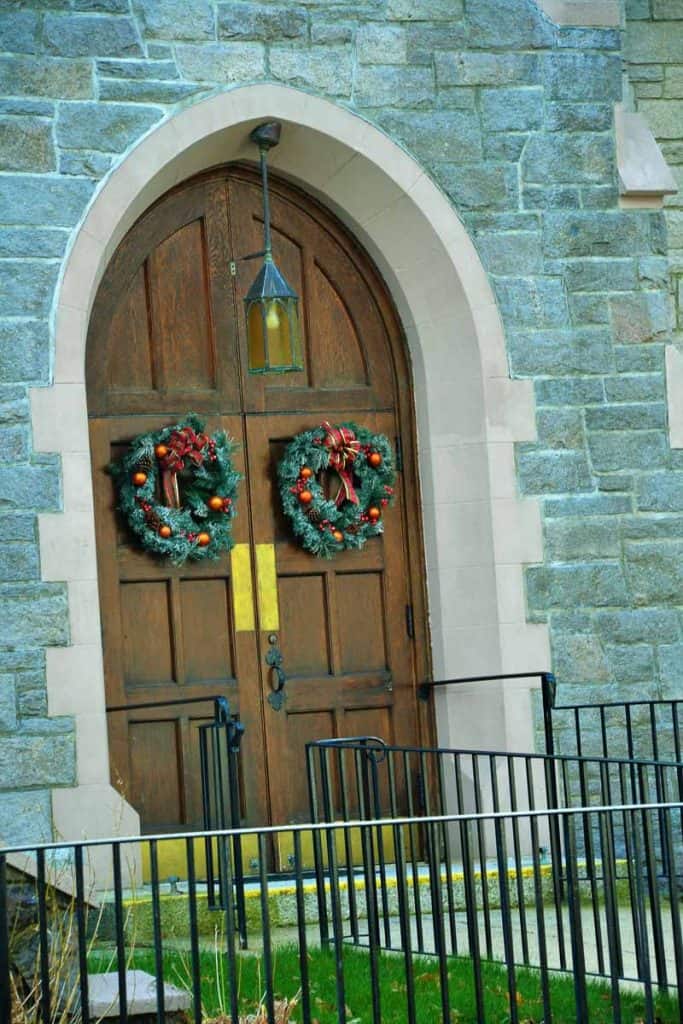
[255,543,280,632]
[231,543,255,632]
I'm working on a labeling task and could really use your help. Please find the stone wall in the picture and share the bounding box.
[0,0,680,840]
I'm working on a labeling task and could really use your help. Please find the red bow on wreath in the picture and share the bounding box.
[322,421,361,507]
[161,426,209,508]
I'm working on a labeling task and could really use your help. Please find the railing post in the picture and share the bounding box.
[541,672,557,757]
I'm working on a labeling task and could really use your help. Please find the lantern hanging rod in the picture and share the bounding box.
[250,120,282,264]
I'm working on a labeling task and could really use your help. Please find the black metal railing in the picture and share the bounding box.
[418,671,683,765]
[106,694,247,941]
[2,802,681,1024]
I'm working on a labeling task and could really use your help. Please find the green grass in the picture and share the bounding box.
[89,944,679,1023]
[88,942,679,1024]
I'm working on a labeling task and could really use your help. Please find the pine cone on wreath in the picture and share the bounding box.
[137,452,154,472]
[307,506,323,524]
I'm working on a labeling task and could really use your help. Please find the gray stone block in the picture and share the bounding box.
[585,402,666,430]
[544,53,622,101]
[544,493,632,516]
[0,321,49,384]
[494,277,568,328]
[134,0,214,38]
[517,449,593,493]
[0,731,75,788]
[545,517,620,560]
[406,23,467,63]
[354,65,434,108]
[0,463,61,512]
[480,87,543,132]
[615,343,665,372]
[176,41,266,83]
[522,185,581,210]
[17,689,48,717]
[310,22,353,44]
[0,11,40,54]
[659,643,683,689]
[0,262,59,318]
[74,0,130,10]
[625,540,683,603]
[44,14,142,57]
[59,151,112,177]
[557,26,622,49]
[527,563,629,610]
[638,256,671,289]
[0,117,54,173]
[544,102,613,133]
[603,373,664,402]
[98,79,205,104]
[218,3,307,41]
[465,0,554,48]
[536,408,584,448]
[0,789,51,846]
[551,634,609,684]
[0,542,39,581]
[88,971,191,1018]
[0,677,16,732]
[543,212,652,258]
[0,176,93,228]
[377,109,482,162]
[626,0,652,17]
[637,471,683,510]
[438,163,518,212]
[562,258,637,293]
[594,608,680,644]
[535,377,604,406]
[523,133,614,185]
[357,23,407,63]
[509,327,613,376]
[475,230,542,275]
[568,293,610,325]
[610,291,672,343]
[605,643,656,683]
[0,56,93,100]
[57,102,162,152]
[0,583,69,648]
[435,51,540,86]
[625,20,683,63]
[0,426,29,463]
[387,0,463,19]
[96,59,180,80]
[269,46,351,95]
[622,513,683,539]
[588,430,669,472]
[0,228,69,260]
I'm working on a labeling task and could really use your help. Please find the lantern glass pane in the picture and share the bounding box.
[247,301,266,371]
[265,299,291,368]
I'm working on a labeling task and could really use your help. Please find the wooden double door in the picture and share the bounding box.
[87,165,430,838]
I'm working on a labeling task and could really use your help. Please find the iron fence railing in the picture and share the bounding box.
[418,672,683,764]
[2,802,681,1024]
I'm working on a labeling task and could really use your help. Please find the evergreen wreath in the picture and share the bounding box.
[110,415,241,565]
[278,421,396,558]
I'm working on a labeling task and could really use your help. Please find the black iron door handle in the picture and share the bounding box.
[266,645,287,710]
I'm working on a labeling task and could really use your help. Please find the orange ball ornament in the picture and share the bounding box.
[300,466,313,479]
[368,451,382,468]
[155,444,168,459]
[368,506,381,522]
[299,489,313,505]
[197,532,211,547]
[132,471,147,487]
[333,530,344,543]
[208,495,224,512]
[158,524,172,539]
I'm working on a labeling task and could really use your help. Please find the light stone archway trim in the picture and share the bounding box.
[30,84,549,843]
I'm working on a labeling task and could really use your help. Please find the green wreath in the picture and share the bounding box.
[278,421,396,558]
[110,415,241,565]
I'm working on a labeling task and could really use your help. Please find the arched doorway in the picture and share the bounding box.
[86,164,432,837]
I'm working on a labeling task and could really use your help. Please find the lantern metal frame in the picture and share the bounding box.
[240,121,303,374]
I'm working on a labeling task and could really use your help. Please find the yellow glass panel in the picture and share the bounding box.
[247,302,265,371]
[265,299,292,368]
[255,543,279,631]
[231,544,255,632]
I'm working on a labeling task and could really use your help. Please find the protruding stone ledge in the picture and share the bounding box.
[615,104,678,210]
[535,0,621,26]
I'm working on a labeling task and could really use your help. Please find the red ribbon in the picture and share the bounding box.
[160,427,209,509]
[322,421,360,507]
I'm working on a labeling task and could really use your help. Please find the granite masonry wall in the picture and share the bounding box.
[0,0,680,842]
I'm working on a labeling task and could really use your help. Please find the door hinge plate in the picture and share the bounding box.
[395,435,403,473]
[405,603,415,639]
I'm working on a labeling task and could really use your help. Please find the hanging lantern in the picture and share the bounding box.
[245,122,303,374]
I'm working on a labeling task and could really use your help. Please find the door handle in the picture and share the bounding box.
[266,644,287,711]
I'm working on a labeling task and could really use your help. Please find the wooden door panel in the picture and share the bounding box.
[120,580,175,687]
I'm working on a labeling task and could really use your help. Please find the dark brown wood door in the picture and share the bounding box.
[87,165,431,836]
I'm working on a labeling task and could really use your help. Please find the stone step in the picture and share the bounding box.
[84,969,191,1021]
